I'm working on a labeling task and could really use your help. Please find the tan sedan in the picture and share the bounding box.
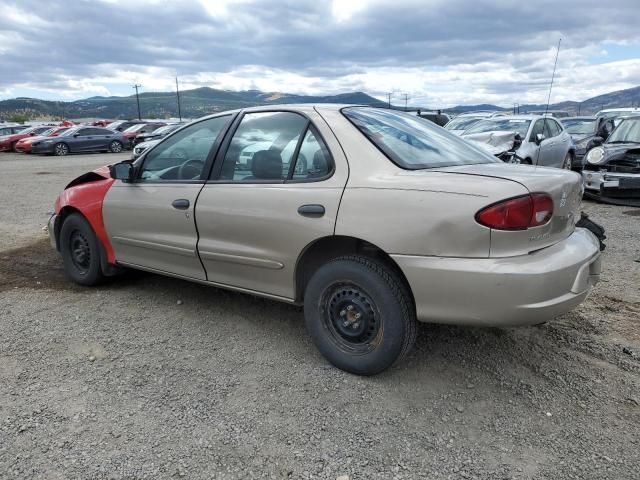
[48,105,602,375]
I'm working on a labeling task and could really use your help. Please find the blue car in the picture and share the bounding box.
[31,126,126,156]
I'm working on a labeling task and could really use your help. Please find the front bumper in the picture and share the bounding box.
[582,170,640,206]
[15,143,31,153]
[392,228,601,326]
[47,214,58,250]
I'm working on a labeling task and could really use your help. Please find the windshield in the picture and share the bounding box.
[464,118,531,137]
[123,124,145,133]
[105,121,123,130]
[445,116,484,131]
[562,119,595,135]
[151,125,178,135]
[59,127,79,137]
[39,128,55,136]
[342,107,499,169]
[607,118,640,144]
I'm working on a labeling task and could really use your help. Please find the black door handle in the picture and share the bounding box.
[298,204,325,216]
[172,199,190,210]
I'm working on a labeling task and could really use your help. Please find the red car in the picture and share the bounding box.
[0,126,53,152]
[15,126,71,153]
[91,120,111,127]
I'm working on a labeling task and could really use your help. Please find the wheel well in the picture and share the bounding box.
[294,235,415,308]
[53,206,82,250]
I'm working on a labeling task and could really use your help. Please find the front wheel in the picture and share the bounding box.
[109,140,123,153]
[59,213,105,286]
[304,255,416,375]
[54,142,69,156]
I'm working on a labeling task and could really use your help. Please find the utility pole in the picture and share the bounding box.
[402,93,409,111]
[133,84,142,120]
[175,77,182,121]
[386,92,393,109]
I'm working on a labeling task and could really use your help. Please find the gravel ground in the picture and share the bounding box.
[0,152,638,480]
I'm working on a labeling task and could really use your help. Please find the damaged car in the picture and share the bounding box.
[561,116,614,168]
[583,115,640,206]
[47,105,603,375]
[462,115,575,169]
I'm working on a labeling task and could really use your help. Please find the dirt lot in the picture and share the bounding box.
[0,151,638,479]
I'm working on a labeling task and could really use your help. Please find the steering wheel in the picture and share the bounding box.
[178,159,204,179]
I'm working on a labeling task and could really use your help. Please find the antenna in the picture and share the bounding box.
[544,38,561,116]
[534,38,561,167]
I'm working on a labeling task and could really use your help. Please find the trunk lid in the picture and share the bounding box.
[437,163,583,257]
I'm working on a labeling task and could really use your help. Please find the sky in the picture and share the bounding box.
[0,0,639,108]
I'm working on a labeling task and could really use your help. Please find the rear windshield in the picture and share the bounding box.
[464,118,532,137]
[562,119,595,135]
[342,107,499,169]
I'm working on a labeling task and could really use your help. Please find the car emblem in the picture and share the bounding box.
[559,190,568,208]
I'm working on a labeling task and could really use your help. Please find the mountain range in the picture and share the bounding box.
[1,85,639,121]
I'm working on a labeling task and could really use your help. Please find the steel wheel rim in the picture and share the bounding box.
[320,282,382,354]
[69,230,91,274]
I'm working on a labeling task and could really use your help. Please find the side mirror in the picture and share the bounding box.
[109,162,134,182]
[592,136,604,146]
[534,133,545,145]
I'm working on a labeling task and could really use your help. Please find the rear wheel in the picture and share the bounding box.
[11,142,18,152]
[54,142,69,156]
[59,213,104,286]
[562,152,573,170]
[304,255,416,375]
[109,140,123,153]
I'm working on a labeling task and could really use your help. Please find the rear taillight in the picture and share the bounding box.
[475,193,553,230]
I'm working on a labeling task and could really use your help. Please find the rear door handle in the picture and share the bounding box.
[172,199,190,210]
[298,204,325,216]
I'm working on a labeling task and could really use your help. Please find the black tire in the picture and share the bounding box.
[11,141,18,152]
[59,213,105,286]
[304,255,416,375]
[562,152,573,170]
[54,142,69,156]
[109,140,123,153]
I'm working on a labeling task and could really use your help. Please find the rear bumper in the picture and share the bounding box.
[392,228,601,326]
[47,214,58,250]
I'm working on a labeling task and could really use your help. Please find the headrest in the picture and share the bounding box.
[251,150,283,179]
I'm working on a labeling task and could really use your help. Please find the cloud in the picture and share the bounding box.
[0,0,639,106]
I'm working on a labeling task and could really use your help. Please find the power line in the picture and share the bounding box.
[402,93,409,111]
[133,84,142,120]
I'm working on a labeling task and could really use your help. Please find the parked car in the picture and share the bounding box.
[462,115,575,168]
[582,115,640,206]
[105,120,145,132]
[561,117,615,167]
[31,126,126,156]
[0,124,31,136]
[0,126,53,152]
[91,120,112,127]
[415,110,451,127]
[527,110,570,118]
[133,123,184,146]
[47,105,602,375]
[15,126,71,153]
[444,112,504,135]
[132,138,160,159]
[595,108,640,125]
[122,122,167,148]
